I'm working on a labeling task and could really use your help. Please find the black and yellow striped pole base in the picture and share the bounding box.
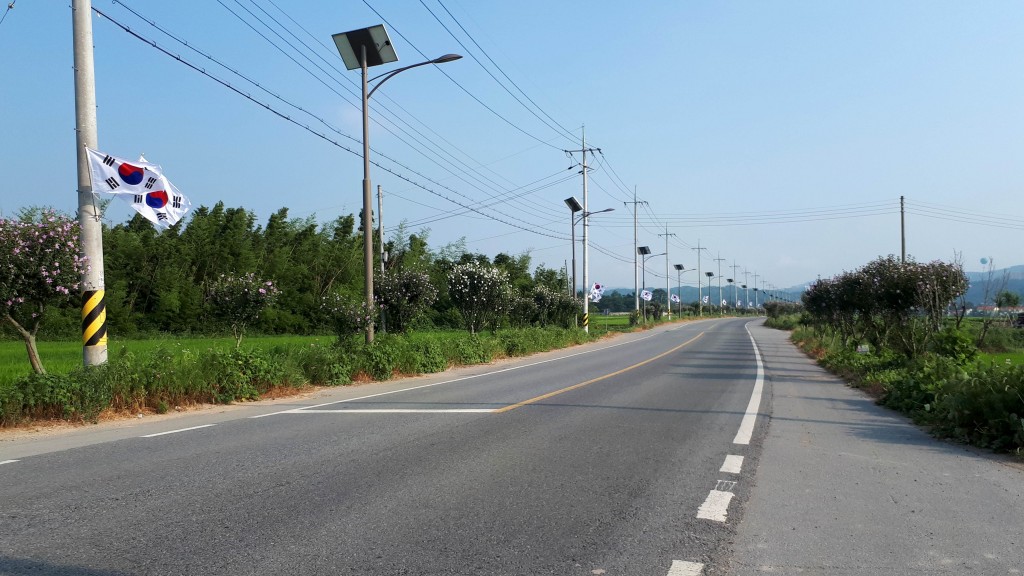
[582,312,589,330]
[82,289,108,347]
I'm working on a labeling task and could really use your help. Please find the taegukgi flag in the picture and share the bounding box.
[641,290,653,301]
[86,148,192,229]
[670,294,680,303]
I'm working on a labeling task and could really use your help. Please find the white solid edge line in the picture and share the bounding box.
[141,424,216,438]
[250,325,688,419]
[696,490,734,522]
[720,454,744,474]
[288,405,495,409]
[733,322,765,445]
[0,459,20,466]
[667,560,705,576]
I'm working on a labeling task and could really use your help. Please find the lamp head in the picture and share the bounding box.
[637,246,651,256]
[432,53,463,64]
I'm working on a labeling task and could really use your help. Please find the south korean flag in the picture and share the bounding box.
[641,290,653,301]
[670,294,680,303]
[86,148,192,229]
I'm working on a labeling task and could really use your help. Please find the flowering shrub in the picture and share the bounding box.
[206,273,280,347]
[802,256,968,356]
[447,262,511,333]
[375,269,438,333]
[321,292,377,338]
[0,210,88,373]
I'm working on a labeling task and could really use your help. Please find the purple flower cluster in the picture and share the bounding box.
[0,210,86,328]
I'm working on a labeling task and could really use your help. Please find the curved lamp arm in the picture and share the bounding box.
[368,54,462,99]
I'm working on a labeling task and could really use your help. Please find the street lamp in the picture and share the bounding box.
[705,271,714,315]
[564,197,612,299]
[637,245,651,313]
[333,24,461,343]
[673,264,691,317]
[727,278,734,312]
[639,247,665,322]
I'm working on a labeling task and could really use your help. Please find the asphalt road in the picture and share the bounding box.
[0,318,768,576]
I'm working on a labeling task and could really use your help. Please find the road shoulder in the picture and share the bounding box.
[733,324,1023,575]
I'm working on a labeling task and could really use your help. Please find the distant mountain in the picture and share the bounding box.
[965,265,1024,305]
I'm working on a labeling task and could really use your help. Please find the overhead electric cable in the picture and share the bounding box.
[92,6,569,242]
[421,0,578,145]
[113,0,568,230]
[359,0,564,150]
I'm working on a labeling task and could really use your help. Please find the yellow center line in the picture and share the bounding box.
[494,332,705,413]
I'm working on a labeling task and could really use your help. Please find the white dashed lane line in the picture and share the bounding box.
[666,560,705,575]
[720,454,744,474]
[140,424,216,438]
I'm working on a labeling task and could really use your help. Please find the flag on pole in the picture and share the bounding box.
[86,148,192,229]
[702,295,709,304]
[736,299,742,307]
[722,299,727,307]
[670,294,680,303]
[641,290,653,301]
[589,282,605,302]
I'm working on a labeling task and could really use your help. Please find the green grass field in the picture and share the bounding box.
[979,351,1024,365]
[0,335,333,384]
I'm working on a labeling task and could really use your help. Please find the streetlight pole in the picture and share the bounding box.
[333,25,460,343]
[673,264,689,318]
[566,198,612,315]
[705,271,714,314]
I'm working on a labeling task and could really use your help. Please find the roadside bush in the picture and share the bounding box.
[7,369,111,422]
[395,335,448,374]
[931,362,1024,451]
[295,341,354,386]
[0,381,22,425]
[361,336,401,381]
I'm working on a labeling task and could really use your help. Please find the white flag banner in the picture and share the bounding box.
[670,294,680,303]
[589,282,605,302]
[702,295,709,304]
[736,300,742,307]
[641,290,653,301]
[86,148,192,229]
[748,301,754,307]
[722,299,728,307]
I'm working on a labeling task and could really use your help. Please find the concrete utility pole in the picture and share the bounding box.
[692,240,707,316]
[659,226,676,319]
[753,272,760,309]
[624,190,647,313]
[743,268,750,310]
[564,128,600,332]
[715,253,725,315]
[731,261,741,309]
[378,185,385,274]
[900,195,906,264]
[73,0,107,367]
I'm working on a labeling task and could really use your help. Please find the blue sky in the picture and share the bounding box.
[2,1,1022,293]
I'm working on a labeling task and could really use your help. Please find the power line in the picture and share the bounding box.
[432,0,579,143]
[92,6,570,242]
[112,1,570,233]
[0,1,14,27]
[359,0,565,150]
